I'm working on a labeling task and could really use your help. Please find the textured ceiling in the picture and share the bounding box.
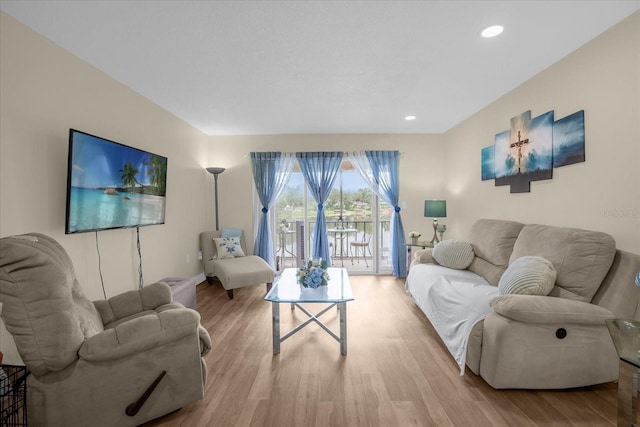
[1,1,638,135]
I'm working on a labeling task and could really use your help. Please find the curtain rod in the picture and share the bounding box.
[244,151,404,157]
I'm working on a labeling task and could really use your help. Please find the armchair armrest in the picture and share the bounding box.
[490,294,614,325]
[200,231,217,262]
[79,308,201,362]
[199,325,212,357]
[93,282,173,325]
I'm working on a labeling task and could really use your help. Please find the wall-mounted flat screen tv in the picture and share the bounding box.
[65,129,168,234]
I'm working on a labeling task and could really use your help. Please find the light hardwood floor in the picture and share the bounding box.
[146,275,619,426]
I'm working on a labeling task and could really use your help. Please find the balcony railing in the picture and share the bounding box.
[275,219,391,271]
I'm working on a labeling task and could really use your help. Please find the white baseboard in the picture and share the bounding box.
[194,272,206,285]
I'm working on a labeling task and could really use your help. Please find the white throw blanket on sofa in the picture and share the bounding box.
[406,263,498,374]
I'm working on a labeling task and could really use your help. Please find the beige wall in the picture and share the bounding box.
[443,12,640,253]
[0,12,214,301]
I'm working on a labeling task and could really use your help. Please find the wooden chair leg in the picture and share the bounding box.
[226,289,234,299]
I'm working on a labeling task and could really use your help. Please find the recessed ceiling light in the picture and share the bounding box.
[405,115,416,121]
[481,25,504,38]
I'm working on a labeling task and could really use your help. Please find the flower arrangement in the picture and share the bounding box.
[409,231,421,238]
[298,258,330,288]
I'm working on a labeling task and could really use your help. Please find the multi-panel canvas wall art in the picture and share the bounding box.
[553,110,586,168]
[481,109,585,193]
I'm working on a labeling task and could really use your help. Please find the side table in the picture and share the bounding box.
[606,318,640,426]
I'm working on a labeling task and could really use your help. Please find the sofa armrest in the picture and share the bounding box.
[490,294,614,325]
[79,308,201,362]
[413,248,436,265]
[93,282,173,325]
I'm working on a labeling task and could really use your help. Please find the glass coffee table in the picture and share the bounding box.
[606,318,640,426]
[265,267,354,355]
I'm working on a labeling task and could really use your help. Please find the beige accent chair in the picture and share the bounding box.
[0,233,211,426]
[200,229,274,299]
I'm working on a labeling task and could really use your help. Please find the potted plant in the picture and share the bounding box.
[409,231,421,245]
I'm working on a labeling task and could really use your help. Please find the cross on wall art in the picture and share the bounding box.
[481,109,585,193]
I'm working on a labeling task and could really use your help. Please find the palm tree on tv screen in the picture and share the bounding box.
[119,161,140,190]
[145,155,166,196]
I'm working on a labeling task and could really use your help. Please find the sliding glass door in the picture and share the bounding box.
[272,159,392,274]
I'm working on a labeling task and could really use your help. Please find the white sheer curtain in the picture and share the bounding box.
[349,151,407,277]
[250,152,295,268]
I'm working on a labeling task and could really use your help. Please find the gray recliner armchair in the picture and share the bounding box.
[0,233,211,426]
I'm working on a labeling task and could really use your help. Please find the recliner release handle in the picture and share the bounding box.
[125,370,167,417]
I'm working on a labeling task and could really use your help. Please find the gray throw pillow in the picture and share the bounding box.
[432,240,475,270]
[498,256,557,295]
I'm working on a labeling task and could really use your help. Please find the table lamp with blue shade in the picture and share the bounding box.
[424,199,447,245]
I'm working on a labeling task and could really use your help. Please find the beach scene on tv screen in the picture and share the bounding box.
[68,132,167,233]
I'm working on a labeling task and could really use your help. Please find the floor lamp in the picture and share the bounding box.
[206,167,225,231]
[424,199,447,246]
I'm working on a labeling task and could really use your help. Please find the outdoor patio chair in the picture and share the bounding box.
[350,231,372,267]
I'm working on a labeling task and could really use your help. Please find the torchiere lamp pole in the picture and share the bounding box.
[206,167,226,231]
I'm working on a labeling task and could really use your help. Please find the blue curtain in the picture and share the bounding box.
[296,152,343,265]
[350,150,407,277]
[250,152,294,268]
